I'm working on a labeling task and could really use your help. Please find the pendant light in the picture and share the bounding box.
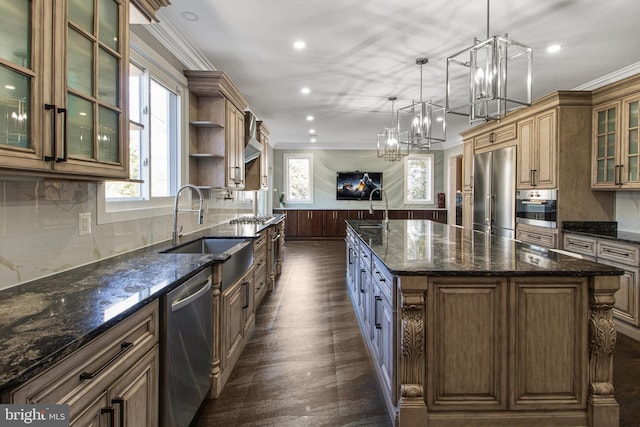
[377,96,409,162]
[445,0,532,124]
[398,58,446,150]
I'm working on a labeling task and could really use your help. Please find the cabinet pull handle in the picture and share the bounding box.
[79,342,133,380]
[614,165,619,185]
[101,407,115,427]
[374,295,382,329]
[44,104,57,161]
[489,132,495,143]
[619,164,624,186]
[242,281,250,308]
[374,270,386,282]
[603,247,631,258]
[56,107,68,162]
[112,398,124,427]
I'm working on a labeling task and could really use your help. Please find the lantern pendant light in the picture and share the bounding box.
[377,96,409,162]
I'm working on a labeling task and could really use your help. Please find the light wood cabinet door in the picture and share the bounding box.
[427,278,508,410]
[242,272,255,335]
[222,281,245,368]
[69,392,110,427]
[463,139,474,192]
[592,101,620,189]
[509,278,587,410]
[517,110,557,189]
[620,95,640,188]
[107,347,159,427]
[225,100,245,188]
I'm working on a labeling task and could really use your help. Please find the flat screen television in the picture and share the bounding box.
[336,171,383,200]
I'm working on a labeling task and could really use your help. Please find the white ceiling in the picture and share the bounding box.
[156,0,640,150]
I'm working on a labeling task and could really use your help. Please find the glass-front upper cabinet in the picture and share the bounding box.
[0,0,129,179]
[0,0,47,170]
[592,94,640,190]
[53,0,129,178]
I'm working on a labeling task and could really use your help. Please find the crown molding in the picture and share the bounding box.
[572,61,640,90]
[144,10,215,71]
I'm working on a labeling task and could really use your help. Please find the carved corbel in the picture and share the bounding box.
[401,293,425,398]
[587,275,620,427]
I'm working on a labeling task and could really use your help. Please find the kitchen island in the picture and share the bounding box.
[346,219,623,427]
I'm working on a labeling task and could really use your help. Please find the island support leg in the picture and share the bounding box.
[210,268,223,398]
[399,292,428,427]
[588,276,620,427]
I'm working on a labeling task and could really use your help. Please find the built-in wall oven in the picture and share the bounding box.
[515,189,558,228]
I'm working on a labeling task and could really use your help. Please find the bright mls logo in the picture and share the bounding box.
[0,405,68,426]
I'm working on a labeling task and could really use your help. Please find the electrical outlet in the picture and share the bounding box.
[79,212,91,236]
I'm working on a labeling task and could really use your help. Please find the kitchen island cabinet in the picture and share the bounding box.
[346,219,623,427]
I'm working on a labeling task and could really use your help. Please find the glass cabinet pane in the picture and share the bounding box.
[0,0,31,68]
[0,66,30,148]
[597,160,605,182]
[98,106,119,163]
[98,0,119,51]
[606,159,615,182]
[98,48,118,106]
[597,111,606,134]
[629,101,639,128]
[629,129,639,155]
[69,0,94,33]
[597,135,605,157]
[607,108,616,132]
[68,29,94,95]
[629,158,639,182]
[68,94,94,159]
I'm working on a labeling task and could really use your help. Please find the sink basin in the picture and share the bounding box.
[162,238,254,290]
[163,238,250,254]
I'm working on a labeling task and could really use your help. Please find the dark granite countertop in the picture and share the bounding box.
[0,215,284,395]
[347,219,624,277]
[562,221,640,246]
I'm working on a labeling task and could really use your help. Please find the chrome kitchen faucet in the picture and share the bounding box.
[369,187,389,229]
[172,184,204,245]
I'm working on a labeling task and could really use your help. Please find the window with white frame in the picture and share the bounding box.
[284,153,313,204]
[404,153,434,204]
[98,34,186,224]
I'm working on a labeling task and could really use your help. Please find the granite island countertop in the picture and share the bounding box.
[347,219,624,277]
[0,215,284,395]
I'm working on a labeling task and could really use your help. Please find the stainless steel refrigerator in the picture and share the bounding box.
[473,146,516,238]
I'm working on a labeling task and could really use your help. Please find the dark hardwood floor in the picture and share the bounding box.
[194,240,640,427]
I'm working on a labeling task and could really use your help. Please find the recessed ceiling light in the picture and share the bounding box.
[309,129,316,135]
[306,115,314,121]
[301,87,310,95]
[293,40,306,50]
[180,11,199,22]
[310,137,317,143]
[79,112,87,116]
[4,85,15,90]
[547,44,562,53]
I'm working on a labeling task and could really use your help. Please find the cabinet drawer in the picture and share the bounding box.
[516,225,558,249]
[12,300,159,405]
[597,240,640,266]
[563,234,597,257]
[254,232,267,252]
[372,257,393,303]
[360,246,372,272]
[474,123,517,150]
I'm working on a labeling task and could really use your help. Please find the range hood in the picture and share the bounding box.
[244,111,263,163]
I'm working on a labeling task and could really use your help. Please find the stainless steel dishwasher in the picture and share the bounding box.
[162,267,212,427]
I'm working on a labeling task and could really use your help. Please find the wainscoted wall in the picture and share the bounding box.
[0,180,254,290]
[271,149,445,211]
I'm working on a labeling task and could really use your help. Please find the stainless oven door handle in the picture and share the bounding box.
[171,277,212,312]
[521,200,546,205]
[272,233,281,243]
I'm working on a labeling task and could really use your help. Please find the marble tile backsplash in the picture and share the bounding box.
[0,180,254,290]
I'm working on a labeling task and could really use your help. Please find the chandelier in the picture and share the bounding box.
[445,0,532,124]
[398,58,446,150]
[377,96,408,162]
